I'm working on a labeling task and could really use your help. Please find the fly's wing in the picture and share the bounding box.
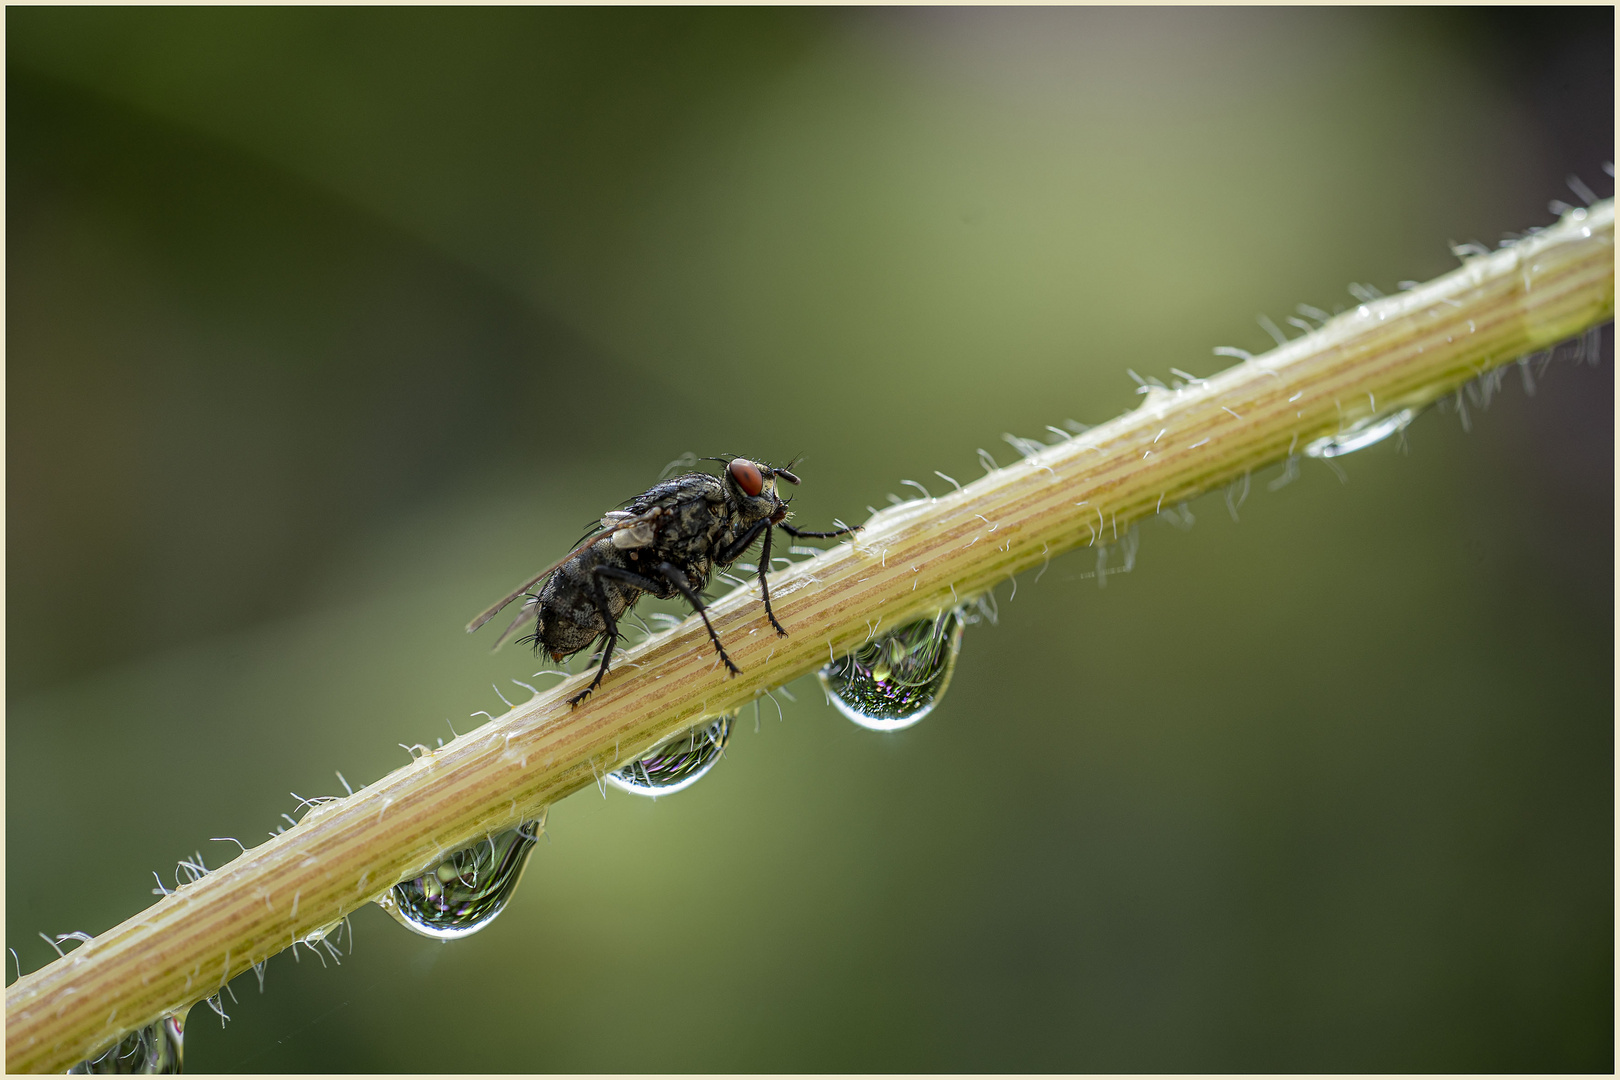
[491,597,540,652]
[465,526,619,636]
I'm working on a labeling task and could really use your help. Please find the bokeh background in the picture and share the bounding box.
[7,8,1613,1072]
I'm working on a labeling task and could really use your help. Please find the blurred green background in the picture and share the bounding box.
[7,8,1613,1072]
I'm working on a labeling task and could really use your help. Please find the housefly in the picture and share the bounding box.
[468,456,856,706]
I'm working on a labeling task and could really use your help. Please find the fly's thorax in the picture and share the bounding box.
[647,494,728,566]
[628,473,726,519]
[685,555,714,588]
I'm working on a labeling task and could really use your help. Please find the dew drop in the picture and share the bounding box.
[819,608,967,731]
[1303,408,1415,459]
[608,715,733,797]
[68,1013,183,1074]
[376,821,541,940]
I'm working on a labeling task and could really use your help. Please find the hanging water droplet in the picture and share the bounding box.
[68,1013,184,1074]
[819,608,967,732]
[376,821,541,940]
[1304,408,1415,458]
[608,715,734,797]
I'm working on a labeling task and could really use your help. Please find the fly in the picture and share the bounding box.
[468,457,856,706]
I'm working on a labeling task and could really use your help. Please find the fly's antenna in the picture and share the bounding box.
[775,454,805,484]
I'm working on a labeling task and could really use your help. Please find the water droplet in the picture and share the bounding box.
[819,608,967,731]
[376,821,541,940]
[1304,408,1415,459]
[608,715,733,797]
[68,1014,183,1074]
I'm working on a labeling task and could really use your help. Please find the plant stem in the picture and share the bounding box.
[7,200,1612,1073]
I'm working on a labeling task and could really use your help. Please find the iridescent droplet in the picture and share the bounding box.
[68,1013,184,1074]
[819,608,966,732]
[376,821,541,940]
[608,715,733,797]
[1304,408,1415,458]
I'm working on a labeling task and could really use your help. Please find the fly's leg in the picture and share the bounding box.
[713,518,786,637]
[759,522,856,635]
[717,518,848,638]
[571,566,655,707]
[756,526,788,636]
[780,522,859,540]
[714,518,769,564]
[657,562,742,676]
[716,518,784,637]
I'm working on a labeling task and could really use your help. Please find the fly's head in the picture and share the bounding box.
[721,457,797,527]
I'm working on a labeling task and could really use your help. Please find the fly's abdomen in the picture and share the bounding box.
[534,543,638,658]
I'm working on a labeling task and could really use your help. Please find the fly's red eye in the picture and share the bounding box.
[729,459,765,497]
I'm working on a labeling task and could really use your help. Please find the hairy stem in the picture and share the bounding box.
[7,201,1612,1073]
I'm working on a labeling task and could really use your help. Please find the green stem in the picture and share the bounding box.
[7,200,1612,1074]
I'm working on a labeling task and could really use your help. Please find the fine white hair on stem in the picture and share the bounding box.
[900,479,932,500]
[1256,314,1288,346]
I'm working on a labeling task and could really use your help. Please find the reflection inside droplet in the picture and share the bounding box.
[376,821,541,940]
[68,1013,184,1074]
[1304,408,1415,458]
[819,608,967,732]
[608,715,733,797]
